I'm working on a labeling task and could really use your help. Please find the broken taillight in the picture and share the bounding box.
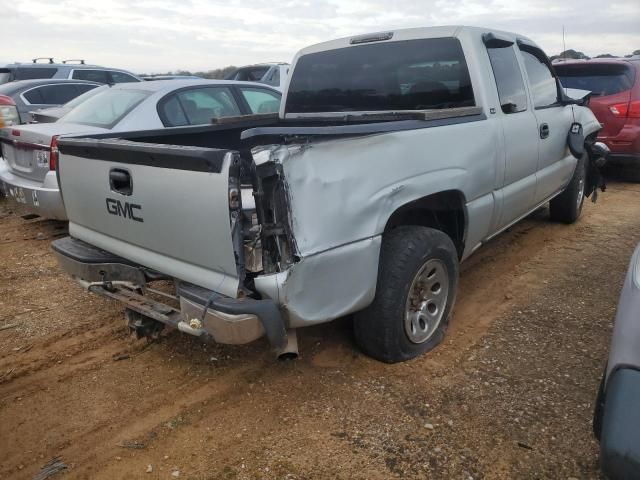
[49,135,59,171]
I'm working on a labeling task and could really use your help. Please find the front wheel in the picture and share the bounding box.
[354,226,459,363]
[549,152,587,224]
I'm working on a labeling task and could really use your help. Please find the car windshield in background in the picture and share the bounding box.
[59,88,150,128]
[556,63,635,97]
[63,85,108,108]
[286,37,475,114]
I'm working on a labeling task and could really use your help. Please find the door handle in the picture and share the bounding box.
[109,168,132,195]
[540,123,550,139]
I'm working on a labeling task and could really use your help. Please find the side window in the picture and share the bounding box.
[487,46,528,113]
[72,69,109,83]
[520,50,559,108]
[75,84,98,95]
[159,95,189,127]
[109,71,139,83]
[239,88,281,114]
[160,87,241,126]
[22,87,45,104]
[38,84,84,104]
[178,87,240,124]
[15,67,57,80]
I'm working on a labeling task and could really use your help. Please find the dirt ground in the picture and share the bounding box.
[1,181,639,480]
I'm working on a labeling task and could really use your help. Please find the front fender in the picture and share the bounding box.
[573,105,602,139]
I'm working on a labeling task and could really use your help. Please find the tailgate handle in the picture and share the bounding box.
[109,168,132,196]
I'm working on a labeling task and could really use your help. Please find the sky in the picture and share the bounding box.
[2,0,639,74]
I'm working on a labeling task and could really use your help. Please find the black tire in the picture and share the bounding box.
[354,226,459,363]
[549,152,587,224]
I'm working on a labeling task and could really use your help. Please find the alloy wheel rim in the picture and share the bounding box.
[404,258,449,344]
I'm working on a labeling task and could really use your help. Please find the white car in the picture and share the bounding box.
[0,80,281,219]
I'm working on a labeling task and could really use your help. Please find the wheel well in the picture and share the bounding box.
[384,191,467,258]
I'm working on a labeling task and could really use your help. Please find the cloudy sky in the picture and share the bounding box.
[2,0,639,74]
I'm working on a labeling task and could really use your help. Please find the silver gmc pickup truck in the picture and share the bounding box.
[51,26,608,362]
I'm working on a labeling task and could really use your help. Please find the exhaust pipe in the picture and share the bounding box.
[276,329,298,360]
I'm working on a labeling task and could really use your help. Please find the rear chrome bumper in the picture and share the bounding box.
[0,158,66,220]
[51,236,287,350]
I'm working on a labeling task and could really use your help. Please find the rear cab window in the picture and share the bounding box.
[555,63,635,97]
[285,37,475,114]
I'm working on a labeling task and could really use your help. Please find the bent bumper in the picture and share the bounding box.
[0,159,66,220]
[51,236,287,350]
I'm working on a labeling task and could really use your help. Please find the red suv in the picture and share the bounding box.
[555,59,640,179]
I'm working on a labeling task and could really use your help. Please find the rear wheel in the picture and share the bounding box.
[549,152,587,224]
[354,226,459,363]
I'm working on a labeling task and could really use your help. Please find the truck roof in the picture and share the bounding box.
[295,25,538,56]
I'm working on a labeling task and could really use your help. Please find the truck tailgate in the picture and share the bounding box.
[57,138,241,298]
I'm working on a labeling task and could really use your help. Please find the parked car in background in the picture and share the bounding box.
[593,244,640,478]
[28,85,109,124]
[141,75,202,81]
[49,26,606,362]
[225,63,289,90]
[0,59,142,85]
[0,79,101,126]
[556,59,640,179]
[0,79,281,219]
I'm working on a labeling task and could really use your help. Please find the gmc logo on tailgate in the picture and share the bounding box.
[106,198,144,222]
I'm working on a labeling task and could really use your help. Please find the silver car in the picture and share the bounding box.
[594,244,640,478]
[0,60,141,85]
[0,80,281,220]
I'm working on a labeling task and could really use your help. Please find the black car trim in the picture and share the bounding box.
[57,138,228,173]
[241,110,486,140]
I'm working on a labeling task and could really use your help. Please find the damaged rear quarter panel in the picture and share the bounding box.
[279,121,495,256]
[257,120,497,327]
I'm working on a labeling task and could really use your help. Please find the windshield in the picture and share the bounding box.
[64,85,108,108]
[556,64,635,97]
[286,37,475,114]
[59,88,150,128]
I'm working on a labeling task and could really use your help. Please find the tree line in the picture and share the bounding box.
[144,48,640,77]
[550,49,640,61]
